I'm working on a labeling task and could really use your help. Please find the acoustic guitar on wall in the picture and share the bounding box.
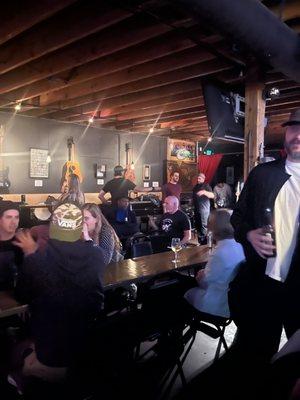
[0,125,11,194]
[60,137,82,193]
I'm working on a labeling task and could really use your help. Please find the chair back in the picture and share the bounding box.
[132,241,153,258]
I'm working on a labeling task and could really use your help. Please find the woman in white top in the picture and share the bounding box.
[184,209,245,318]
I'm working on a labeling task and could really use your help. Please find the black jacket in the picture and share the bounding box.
[231,158,295,278]
[16,239,106,367]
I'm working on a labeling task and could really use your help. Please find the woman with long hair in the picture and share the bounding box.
[82,203,123,265]
[59,174,85,206]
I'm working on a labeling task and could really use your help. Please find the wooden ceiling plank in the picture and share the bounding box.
[0,15,171,94]
[0,0,78,46]
[39,57,229,107]
[116,98,204,121]
[0,31,196,109]
[0,3,132,74]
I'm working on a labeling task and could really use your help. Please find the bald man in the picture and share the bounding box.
[148,196,191,245]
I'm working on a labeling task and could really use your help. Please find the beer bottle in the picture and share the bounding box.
[262,208,276,257]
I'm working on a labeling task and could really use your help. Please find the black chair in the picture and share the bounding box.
[132,241,153,258]
[188,307,232,362]
[130,234,153,258]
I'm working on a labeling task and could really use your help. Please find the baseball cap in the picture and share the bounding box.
[282,109,300,127]
[0,201,19,218]
[49,202,83,242]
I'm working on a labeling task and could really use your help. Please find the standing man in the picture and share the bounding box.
[213,182,233,208]
[0,201,22,290]
[98,165,156,205]
[162,171,182,202]
[230,109,300,363]
[192,173,214,244]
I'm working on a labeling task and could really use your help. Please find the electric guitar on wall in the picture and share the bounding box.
[60,137,82,192]
[0,125,11,194]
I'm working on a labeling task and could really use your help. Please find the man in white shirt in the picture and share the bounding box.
[231,108,300,362]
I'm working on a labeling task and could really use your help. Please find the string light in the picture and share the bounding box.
[149,127,154,133]
[46,154,51,163]
[89,117,94,123]
[15,103,22,111]
[207,137,212,142]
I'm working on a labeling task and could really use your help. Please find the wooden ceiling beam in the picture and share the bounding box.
[0,3,132,75]
[48,88,204,120]
[39,47,217,106]
[24,76,204,118]
[0,0,78,46]
[116,98,204,121]
[2,30,197,110]
[0,15,171,94]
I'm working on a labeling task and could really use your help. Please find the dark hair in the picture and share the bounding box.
[170,170,180,177]
[0,201,19,218]
[114,165,124,177]
[208,209,234,241]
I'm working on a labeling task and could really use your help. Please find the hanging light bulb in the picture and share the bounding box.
[89,116,94,123]
[207,137,212,142]
[130,161,135,170]
[149,127,154,133]
[46,154,51,163]
[15,103,22,111]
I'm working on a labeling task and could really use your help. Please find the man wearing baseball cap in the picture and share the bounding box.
[13,202,106,383]
[230,110,300,366]
[0,201,22,290]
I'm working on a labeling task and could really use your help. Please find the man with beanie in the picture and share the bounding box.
[13,202,106,383]
[0,201,22,290]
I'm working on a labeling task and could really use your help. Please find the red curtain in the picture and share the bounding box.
[198,154,223,184]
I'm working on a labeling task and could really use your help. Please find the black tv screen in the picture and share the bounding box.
[202,80,245,143]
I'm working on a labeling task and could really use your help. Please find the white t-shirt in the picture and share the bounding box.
[265,160,300,282]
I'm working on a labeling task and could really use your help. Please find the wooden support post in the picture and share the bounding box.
[244,81,266,180]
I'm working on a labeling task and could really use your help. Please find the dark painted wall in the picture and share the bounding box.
[0,113,167,194]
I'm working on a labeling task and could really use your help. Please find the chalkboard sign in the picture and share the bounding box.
[30,148,49,178]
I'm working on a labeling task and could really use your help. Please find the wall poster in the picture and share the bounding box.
[30,148,49,178]
[167,139,196,163]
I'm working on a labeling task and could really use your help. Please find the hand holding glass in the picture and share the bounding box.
[171,238,182,263]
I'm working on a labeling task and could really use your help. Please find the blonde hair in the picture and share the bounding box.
[83,203,121,251]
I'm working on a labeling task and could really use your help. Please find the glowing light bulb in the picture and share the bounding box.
[130,162,135,170]
[149,127,154,133]
[207,137,212,142]
[15,103,22,111]
[89,117,94,123]
[46,154,51,163]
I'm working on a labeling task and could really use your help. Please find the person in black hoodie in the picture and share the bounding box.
[13,202,106,383]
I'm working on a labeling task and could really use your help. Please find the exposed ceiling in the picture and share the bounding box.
[0,0,299,150]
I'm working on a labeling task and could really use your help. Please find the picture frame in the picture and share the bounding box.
[167,139,196,164]
[30,148,49,178]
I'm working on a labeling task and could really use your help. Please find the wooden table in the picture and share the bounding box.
[0,246,210,318]
[104,245,209,288]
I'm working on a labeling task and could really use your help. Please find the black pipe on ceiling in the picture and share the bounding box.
[175,0,300,82]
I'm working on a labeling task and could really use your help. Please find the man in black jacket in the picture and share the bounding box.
[13,202,106,382]
[230,109,300,362]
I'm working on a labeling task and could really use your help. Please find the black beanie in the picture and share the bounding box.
[0,201,20,218]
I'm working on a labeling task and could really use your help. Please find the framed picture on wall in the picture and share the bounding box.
[167,139,196,164]
[30,148,49,178]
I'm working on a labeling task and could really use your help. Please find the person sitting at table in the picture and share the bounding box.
[184,208,245,318]
[11,202,106,386]
[105,196,140,241]
[0,201,23,290]
[82,202,123,264]
[148,196,191,248]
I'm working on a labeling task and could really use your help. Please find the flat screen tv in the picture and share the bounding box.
[202,80,245,143]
